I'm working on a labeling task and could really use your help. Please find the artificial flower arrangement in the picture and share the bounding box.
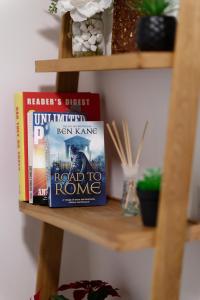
[32,280,120,300]
[49,0,112,56]
[49,0,112,22]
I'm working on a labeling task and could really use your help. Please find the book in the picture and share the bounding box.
[47,121,106,207]
[15,98,25,201]
[32,111,86,205]
[14,92,101,201]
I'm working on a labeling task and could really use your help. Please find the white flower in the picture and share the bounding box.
[56,0,112,22]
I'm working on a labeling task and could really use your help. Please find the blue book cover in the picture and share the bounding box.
[32,112,86,205]
[47,121,106,207]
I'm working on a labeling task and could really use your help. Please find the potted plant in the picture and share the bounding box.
[127,0,178,51]
[32,280,120,300]
[137,168,161,227]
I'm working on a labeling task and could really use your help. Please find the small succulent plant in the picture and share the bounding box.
[127,0,177,16]
[137,168,162,191]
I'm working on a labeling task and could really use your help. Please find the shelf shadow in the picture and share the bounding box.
[39,85,56,92]
[22,214,91,287]
[37,13,60,47]
[22,215,41,263]
[60,232,91,284]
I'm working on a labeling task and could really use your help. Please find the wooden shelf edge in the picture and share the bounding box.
[19,199,155,252]
[19,200,200,252]
[35,52,174,73]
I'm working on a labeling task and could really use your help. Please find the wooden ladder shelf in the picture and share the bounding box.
[19,0,200,299]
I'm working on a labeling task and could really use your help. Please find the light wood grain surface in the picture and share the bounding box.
[36,223,64,300]
[151,0,200,299]
[19,199,200,252]
[36,52,173,73]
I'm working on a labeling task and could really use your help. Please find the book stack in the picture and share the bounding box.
[15,92,106,207]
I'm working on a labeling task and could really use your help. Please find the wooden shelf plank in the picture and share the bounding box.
[35,52,174,73]
[19,199,200,252]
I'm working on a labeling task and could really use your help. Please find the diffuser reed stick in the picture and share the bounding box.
[107,120,148,168]
[135,121,148,165]
[122,121,130,166]
[125,121,133,166]
[112,121,127,165]
[107,120,148,215]
[106,123,125,164]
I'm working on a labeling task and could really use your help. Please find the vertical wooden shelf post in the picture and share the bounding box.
[151,0,200,299]
[36,14,79,300]
[36,223,64,299]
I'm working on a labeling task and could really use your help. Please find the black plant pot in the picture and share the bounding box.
[137,189,160,227]
[136,16,177,51]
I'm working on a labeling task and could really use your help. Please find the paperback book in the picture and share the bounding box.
[47,121,106,207]
[32,111,86,205]
[14,92,100,201]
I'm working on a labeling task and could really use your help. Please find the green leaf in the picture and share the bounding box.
[87,292,99,300]
[130,0,174,16]
[51,295,70,300]
[137,168,162,191]
[48,0,58,14]
[87,287,120,300]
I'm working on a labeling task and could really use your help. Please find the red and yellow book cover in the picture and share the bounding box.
[32,133,47,204]
[14,92,100,201]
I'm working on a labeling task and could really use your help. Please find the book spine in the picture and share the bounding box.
[27,112,33,203]
[45,136,51,207]
[15,93,26,201]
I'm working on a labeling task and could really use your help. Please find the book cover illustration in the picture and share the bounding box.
[14,91,100,201]
[32,112,86,205]
[47,121,106,207]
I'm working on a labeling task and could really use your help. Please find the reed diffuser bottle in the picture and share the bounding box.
[122,163,140,216]
[107,120,148,217]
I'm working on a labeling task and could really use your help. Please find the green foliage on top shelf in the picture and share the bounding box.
[49,0,58,14]
[127,0,176,16]
[137,168,162,191]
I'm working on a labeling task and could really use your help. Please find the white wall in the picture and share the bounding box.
[0,1,200,300]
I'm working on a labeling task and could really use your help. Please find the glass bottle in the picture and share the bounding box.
[121,164,140,217]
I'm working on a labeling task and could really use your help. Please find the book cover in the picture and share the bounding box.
[32,112,86,205]
[47,121,106,207]
[14,92,100,201]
